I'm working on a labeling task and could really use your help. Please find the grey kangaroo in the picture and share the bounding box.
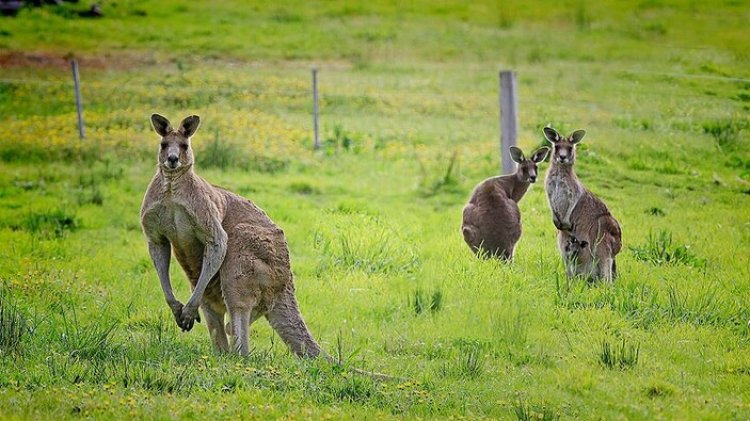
[140,114,393,381]
[543,127,621,282]
[461,146,550,259]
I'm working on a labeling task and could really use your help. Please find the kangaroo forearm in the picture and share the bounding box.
[185,239,227,308]
[562,206,575,227]
[148,241,178,305]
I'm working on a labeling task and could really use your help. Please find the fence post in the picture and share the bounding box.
[499,70,517,174]
[71,60,85,140]
[312,67,320,150]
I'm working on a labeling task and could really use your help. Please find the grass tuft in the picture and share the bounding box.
[198,130,239,170]
[324,125,361,154]
[645,207,665,216]
[513,399,560,421]
[600,338,640,370]
[439,344,484,379]
[314,214,420,275]
[17,209,78,238]
[59,309,119,360]
[417,151,461,197]
[702,118,749,151]
[0,286,28,355]
[629,230,705,267]
[410,288,444,315]
[645,381,675,398]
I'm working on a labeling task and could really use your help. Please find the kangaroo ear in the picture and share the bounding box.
[543,127,561,143]
[569,129,586,144]
[178,115,201,138]
[509,146,525,163]
[151,114,173,137]
[531,146,550,163]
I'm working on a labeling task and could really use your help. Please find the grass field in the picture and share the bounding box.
[1,1,749,419]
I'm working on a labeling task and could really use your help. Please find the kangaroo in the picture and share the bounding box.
[461,146,550,259]
[561,236,593,279]
[543,126,622,282]
[139,114,393,380]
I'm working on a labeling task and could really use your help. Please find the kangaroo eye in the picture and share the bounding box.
[179,143,188,150]
[160,142,168,149]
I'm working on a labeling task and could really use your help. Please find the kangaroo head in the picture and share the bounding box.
[543,127,585,166]
[565,236,588,256]
[509,146,550,183]
[150,114,201,172]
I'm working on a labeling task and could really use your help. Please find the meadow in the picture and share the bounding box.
[0,0,749,419]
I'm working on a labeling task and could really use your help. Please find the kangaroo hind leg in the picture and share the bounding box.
[595,247,614,283]
[202,304,229,353]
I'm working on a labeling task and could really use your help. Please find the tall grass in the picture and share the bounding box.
[513,399,560,421]
[410,288,444,315]
[600,338,640,370]
[17,209,78,238]
[314,214,420,275]
[629,230,705,267]
[703,118,749,151]
[0,286,28,355]
[59,308,119,360]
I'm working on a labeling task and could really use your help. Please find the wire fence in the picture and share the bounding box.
[2,59,747,169]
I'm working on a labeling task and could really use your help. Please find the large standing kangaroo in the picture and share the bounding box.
[543,127,622,282]
[140,114,324,357]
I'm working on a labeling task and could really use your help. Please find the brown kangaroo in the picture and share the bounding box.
[543,127,621,282]
[140,114,395,380]
[461,146,550,259]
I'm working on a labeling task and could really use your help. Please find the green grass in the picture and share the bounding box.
[629,230,706,268]
[1,0,750,419]
[600,337,640,370]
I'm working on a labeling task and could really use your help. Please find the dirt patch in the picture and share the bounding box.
[0,50,355,72]
[0,50,159,70]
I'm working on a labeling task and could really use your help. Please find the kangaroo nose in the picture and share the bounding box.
[167,155,179,165]
[530,176,537,182]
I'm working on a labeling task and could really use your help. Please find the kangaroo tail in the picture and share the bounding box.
[267,286,322,358]
[267,286,403,382]
[322,353,405,382]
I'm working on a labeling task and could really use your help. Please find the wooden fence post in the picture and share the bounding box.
[499,70,517,174]
[71,60,85,140]
[312,68,320,150]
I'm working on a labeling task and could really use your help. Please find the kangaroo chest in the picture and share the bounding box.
[151,200,207,277]
[158,204,199,242]
[545,171,581,216]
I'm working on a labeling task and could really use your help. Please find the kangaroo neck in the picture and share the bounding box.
[158,165,196,193]
[551,162,577,178]
[548,162,584,198]
[509,178,531,202]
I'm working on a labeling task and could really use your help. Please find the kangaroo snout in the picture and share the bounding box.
[167,155,179,168]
